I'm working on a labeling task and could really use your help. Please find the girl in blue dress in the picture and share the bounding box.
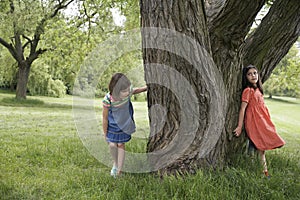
[102,73,147,177]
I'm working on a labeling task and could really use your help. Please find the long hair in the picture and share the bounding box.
[242,65,263,94]
[108,73,131,99]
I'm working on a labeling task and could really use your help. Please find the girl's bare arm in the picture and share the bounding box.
[102,107,109,138]
[132,86,147,95]
[233,102,248,137]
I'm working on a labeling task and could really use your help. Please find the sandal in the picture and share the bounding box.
[263,170,271,179]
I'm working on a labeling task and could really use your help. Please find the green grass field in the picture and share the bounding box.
[0,90,299,200]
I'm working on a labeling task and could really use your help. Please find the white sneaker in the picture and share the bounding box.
[110,166,117,177]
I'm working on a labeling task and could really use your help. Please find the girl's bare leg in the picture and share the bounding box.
[109,142,118,168]
[117,143,125,175]
[258,150,269,176]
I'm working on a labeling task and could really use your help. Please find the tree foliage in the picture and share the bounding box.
[0,0,77,99]
[0,0,145,98]
[0,46,18,90]
[264,44,300,98]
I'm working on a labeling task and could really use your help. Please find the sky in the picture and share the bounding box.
[63,1,126,27]
[110,8,126,27]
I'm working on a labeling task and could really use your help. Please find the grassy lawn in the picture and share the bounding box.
[0,90,299,200]
[265,97,300,153]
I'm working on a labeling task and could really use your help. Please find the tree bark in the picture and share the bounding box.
[141,0,227,174]
[15,61,30,99]
[140,0,300,174]
[207,0,266,158]
[244,0,300,83]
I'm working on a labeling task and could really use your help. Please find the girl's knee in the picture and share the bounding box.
[109,142,117,148]
[117,143,125,149]
[258,150,265,155]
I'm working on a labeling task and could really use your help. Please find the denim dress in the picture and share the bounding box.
[103,93,136,143]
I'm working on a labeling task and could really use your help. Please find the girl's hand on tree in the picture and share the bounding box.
[233,127,242,137]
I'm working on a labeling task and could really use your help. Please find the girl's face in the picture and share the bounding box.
[119,86,131,99]
[246,68,258,86]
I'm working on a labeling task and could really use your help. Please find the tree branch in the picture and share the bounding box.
[204,0,226,23]
[27,48,48,65]
[0,37,12,50]
[0,37,18,61]
[209,0,265,49]
[29,0,76,59]
[244,0,300,83]
[51,0,76,18]
[22,34,32,49]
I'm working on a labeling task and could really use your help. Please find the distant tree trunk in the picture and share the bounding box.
[140,0,300,175]
[15,61,30,99]
[9,67,17,91]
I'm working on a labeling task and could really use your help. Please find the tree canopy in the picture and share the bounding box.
[0,0,144,98]
[265,44,300,98]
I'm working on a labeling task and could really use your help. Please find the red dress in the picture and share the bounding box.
[242,87,285,150]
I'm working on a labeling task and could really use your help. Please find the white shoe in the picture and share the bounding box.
[110,166,117,177]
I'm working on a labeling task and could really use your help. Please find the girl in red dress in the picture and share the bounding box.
[234,65,285,177]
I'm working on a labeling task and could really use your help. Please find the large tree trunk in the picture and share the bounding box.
[16,62,30,99]
[141,0,228,174]
[207,0,266,159]
[140,0,300,174]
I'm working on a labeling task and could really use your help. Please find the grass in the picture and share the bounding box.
[0,90,299,200]
[265,97,300,153]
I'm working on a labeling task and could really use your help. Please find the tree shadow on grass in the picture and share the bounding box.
[266,97,299,105]
[0,97,45,106]
[0,97,97,111]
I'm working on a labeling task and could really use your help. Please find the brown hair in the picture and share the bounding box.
[242,65,263,94]
[108,73,131,99]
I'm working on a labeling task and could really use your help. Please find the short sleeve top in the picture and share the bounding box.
[242,87,252,103]
[102,88,135,135]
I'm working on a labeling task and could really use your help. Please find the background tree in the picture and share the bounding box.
[26,17,84,97]
[0,0,76,99]
[0,0,140,98]
[264,44,300,98]
[140,0,300,174]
